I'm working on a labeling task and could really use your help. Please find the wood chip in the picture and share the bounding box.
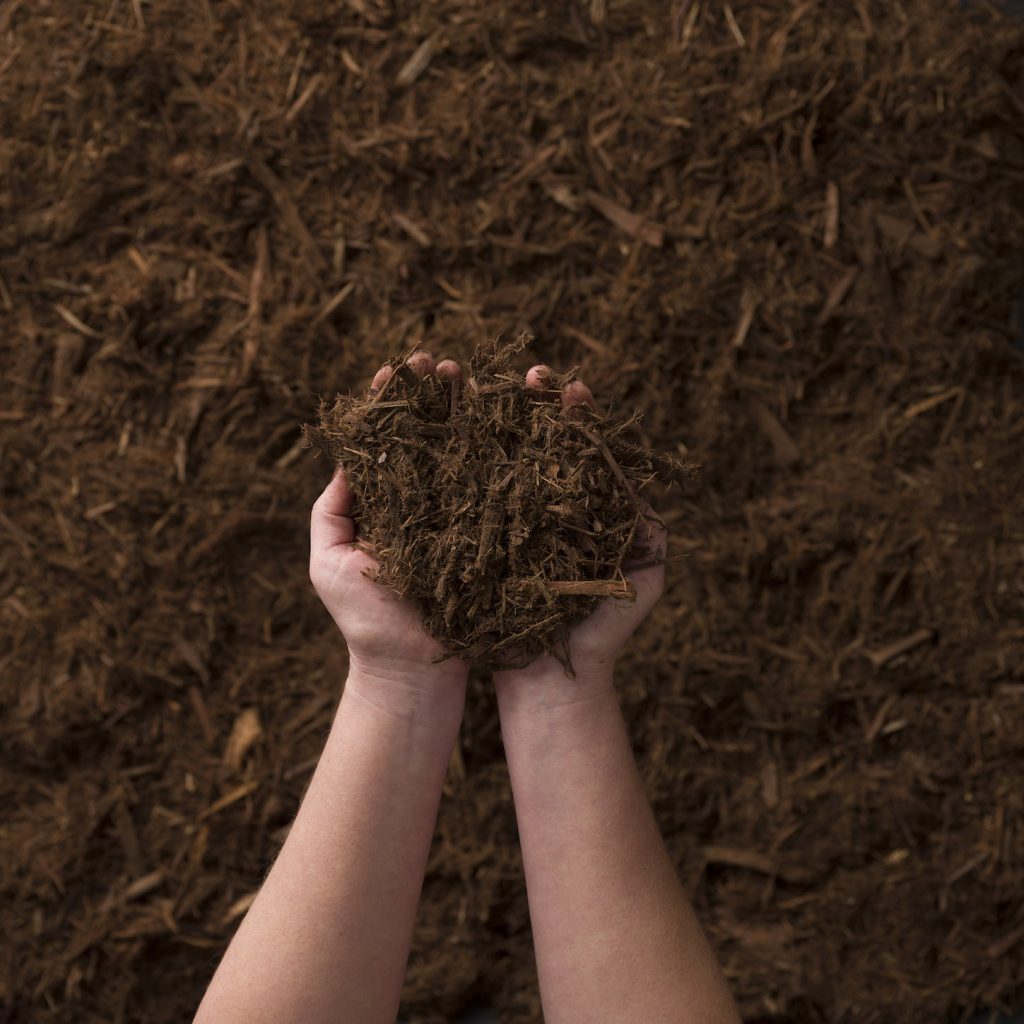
[54,303,102,339]
[198,781,260,821]
[824,181,840,249]
[730,289,758,348]
[223,708,263,770]
[547,579,635,597]
[395,32,443,87]
[285,72,324,123]
[187,686,216,747]
[393,211,431,247]
[902,387,964,422]
[221,891,258,926]
[815,266,858,326]
[862,628,934,669]
[123,870,164,902]
[748,399,800,466]
[584,190,664,247]
[247,155,327,276]
[704,846,811,885]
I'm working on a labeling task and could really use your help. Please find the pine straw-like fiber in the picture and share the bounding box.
[306,336,695,669]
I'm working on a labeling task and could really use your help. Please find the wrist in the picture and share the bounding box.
[496,671,624,763]
[344,657,467,729]
[494,658,616,717]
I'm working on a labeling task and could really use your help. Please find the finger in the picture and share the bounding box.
[311,466,355,552]
[436,358,462,382]
[525,364,550,390]
[561,379,597,419]
[369,364,394,394]
[625,505,668,566]
[639,509,667,556]
[406,349,436,377]
[525,364,557,398]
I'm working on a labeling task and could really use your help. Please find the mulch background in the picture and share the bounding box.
[2,1,1023,1021]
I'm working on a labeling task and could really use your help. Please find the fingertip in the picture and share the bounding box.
[324,464,353,512]
[436,358,462,382]
[525,364,550,390]
[406,349,436,378]
[370,364,394,393]
[561,379,596,417]
[633,505,668,559]
[311,465,356,550]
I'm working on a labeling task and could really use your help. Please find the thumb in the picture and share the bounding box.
[310,466,356,553]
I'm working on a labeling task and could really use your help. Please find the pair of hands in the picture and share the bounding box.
[309,350,667,714]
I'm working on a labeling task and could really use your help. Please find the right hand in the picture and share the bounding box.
[309,350,470,709]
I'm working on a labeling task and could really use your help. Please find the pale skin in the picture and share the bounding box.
[195,351,740,1024]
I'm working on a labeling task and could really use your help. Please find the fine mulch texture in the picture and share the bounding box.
[306,335,692,670]
[2,2,1024,1022]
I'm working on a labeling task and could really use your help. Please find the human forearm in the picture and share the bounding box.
[495,666,739,1024]
[195,667,464,1024]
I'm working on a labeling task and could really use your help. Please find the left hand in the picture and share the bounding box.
[493,365,667,712]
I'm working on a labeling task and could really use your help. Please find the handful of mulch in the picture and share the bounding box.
[304,336,695,670]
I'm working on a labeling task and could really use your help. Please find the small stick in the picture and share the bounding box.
[703,845,810,885]
[613,510,643,575]
[902,387,963,422]
[54,303,102,339]
[547,579,635,598]
[987,923,1024,960]
[575,422,642,505]
[449,376,459,418]
[862,628,933,669]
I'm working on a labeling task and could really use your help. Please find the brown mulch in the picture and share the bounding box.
[306,334,694,670]
[2,1,1023,1022]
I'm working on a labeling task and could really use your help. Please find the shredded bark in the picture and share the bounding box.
[305,335,696,670]
[3,1,1024,1021]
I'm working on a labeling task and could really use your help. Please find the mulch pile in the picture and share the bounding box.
[2,1,1023,1021]
[307,335,691,670]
